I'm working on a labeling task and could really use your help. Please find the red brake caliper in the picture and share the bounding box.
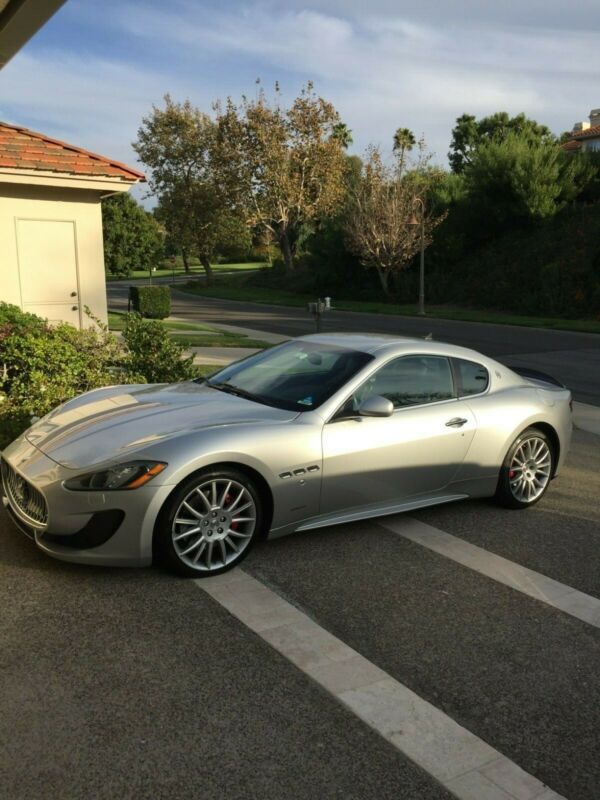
[224,494,239,530]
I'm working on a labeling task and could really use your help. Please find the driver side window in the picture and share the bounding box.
[340,355,455,415]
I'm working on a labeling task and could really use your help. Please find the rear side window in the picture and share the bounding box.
[454,359,489,397]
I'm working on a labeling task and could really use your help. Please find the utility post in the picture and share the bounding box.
[408,196,426,316]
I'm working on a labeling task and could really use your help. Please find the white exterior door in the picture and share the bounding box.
[16,219,81,327]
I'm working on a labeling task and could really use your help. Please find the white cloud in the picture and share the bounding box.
[1,0,598,185]
[111,2,600,154]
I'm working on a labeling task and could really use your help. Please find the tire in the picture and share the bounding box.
[155,467,263,577]
[495,427,554,509]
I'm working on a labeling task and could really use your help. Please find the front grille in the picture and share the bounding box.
[1,459,48,527]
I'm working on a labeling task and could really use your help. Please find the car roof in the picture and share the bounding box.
[299,332,490,363]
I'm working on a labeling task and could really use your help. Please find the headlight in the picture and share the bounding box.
[64,461,167,491]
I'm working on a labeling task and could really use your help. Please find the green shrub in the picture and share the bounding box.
[0,303,48,338]
[0,304,131,449]
[122,313,195,383]
[0,304,195,448]
[129,285,171,319]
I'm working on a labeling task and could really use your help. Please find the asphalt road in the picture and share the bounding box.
[1,428,598,799]
[107,283,600,405]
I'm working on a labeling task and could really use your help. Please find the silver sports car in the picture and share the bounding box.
[2,333,572,577]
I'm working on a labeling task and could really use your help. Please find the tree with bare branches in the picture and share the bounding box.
[344,146,445,298]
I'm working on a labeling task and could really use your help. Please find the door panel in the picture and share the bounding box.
[16,219,81,327]
[321,400,476,515]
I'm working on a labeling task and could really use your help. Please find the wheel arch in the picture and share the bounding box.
[525,421,560,477]
[152,460,274,557]
[500,421,560,481]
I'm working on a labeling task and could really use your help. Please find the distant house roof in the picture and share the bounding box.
[571,125,600,141]
[561,139,582,152]
[0,122,144,181]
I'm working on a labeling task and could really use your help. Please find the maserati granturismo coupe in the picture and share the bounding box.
[1,333,572,576]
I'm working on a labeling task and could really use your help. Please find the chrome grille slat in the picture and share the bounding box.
[1,459,48,527]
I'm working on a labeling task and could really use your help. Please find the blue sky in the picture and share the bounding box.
[2,0,599,202]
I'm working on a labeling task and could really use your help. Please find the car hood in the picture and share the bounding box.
[25,382,298,469]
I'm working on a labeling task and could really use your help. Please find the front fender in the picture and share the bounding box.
[138,420,324,537]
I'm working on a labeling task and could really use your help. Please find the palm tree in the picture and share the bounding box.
[331,122,353,150]
[393,127,416,172]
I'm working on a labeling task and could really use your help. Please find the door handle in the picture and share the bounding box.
[446,417,468,427]
[70,291,77,297]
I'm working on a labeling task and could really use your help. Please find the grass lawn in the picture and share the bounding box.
[170,334,267,349]
[179,277,600,335]
[107,262,268,281]
[107,311,216,333]
[194,364,221,378]
[108,311,268,349]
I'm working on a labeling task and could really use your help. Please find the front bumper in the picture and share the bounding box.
[1,435,173,567]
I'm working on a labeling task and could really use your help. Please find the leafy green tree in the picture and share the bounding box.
[102,193,163,277]
[393,127,416,173]
[558,130,575,144]
[464,131,594,227]
[154,189,196,272]
[214,82,346,273]
[135,95,240,283]
[449,112,554,173]
[429,171,468,211]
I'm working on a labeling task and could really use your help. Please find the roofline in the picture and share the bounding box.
[0,121,145,181]
[0,0,66,69]
[0,167,139,194]
[570,127,600,141]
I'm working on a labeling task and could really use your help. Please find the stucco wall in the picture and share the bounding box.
[0,182,108,327]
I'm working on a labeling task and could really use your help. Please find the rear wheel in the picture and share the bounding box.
[156,468,262,577]
[495,427,554,509]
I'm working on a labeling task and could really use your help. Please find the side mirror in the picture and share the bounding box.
[359,395,394,418]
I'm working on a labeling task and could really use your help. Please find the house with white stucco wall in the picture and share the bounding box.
[0,123,143,327]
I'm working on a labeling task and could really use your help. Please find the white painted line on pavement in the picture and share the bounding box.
[195,569,565,800]
[382,516,600,628]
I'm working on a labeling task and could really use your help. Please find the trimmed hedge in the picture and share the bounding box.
[129,285,171,319]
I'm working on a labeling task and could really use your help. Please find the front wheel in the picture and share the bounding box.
[495,427,554,509]
[156,468,262,577]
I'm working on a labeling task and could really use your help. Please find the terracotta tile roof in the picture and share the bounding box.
[571,125,600,141]
[0,122,144,181]
[561,139,582,152]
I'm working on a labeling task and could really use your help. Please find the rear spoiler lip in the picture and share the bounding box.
[507,366,566,390]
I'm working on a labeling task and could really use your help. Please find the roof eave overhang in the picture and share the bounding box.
[0,167,141,195]
[0,0,67,69]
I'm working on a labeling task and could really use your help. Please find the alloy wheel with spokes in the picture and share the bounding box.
[496,427,554,509]
[157,470,261,576]
[508,436,551,503]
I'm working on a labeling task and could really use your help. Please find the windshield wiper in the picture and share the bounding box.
[208,381,263,404]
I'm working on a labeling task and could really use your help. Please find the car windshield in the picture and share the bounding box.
[202,341,373,412]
